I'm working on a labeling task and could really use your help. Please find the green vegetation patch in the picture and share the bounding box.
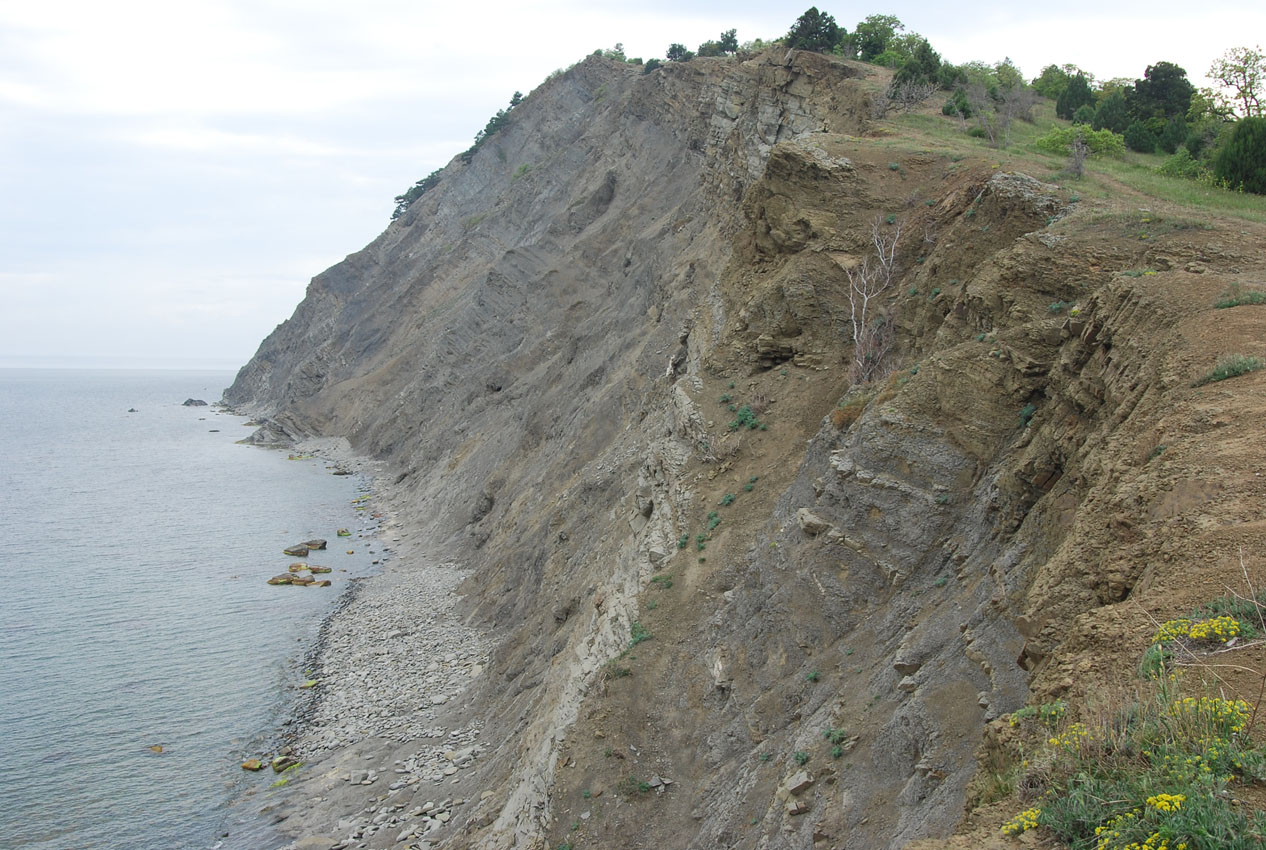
[1192,354,1265,387]
[1215,284,1266,309]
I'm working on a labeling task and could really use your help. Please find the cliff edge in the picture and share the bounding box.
[227,49,1266,850]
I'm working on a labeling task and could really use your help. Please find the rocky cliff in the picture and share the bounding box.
[227,49,1266,850]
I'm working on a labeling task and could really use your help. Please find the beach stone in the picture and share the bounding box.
[336,528,351,537]
[181,398,207,406]
[304,539,327,550]
[291,574,316,586]
[266,574,294,585]
[272,755,299,772]
[241,758,263,771]
[288,562,308,572]
[309,565,332,574]
[284,545,310,557]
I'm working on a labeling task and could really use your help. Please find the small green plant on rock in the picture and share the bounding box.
[720,493,736,506]
[729,405,761,431]
[628,621,652,648]
[806,670,820,683]
[793,750,809,766]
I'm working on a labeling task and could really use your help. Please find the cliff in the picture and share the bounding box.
[227,49,1266,850]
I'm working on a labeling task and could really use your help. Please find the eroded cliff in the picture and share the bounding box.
[227,49,1266,850]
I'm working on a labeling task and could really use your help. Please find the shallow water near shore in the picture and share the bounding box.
[0,369,383,850]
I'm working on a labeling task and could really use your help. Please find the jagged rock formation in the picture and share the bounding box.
[227,49,1266,850]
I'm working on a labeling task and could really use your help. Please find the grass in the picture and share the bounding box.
[883,104,1266,225]
[1215,284,1266,309]
[1192,354,1265,387]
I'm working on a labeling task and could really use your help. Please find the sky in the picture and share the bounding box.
[1,0,1261,370]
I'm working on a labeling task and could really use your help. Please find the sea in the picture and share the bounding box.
[0,369,383,850]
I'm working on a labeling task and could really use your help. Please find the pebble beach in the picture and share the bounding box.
[242,438,493,850]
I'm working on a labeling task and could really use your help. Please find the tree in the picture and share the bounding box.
[1031,64,1071,100]
[1056,73,1094,120]
[786,7,840,53]
[993,57,1025,92]
[1092,90,1129,134]
[1214,116,1266,193]
[1210,45,1264,118]
[845,218,902,383]
[1128,61,1194,123]
[890,37,941,87]
[666,43,693,62]
[1073,104,1095,125]
[1158,114,1187,154]
[718,28,739,55]
[1123,120,1157,153]
[852,14,903,61]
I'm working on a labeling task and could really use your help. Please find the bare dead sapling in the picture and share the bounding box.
[845,218,902,383]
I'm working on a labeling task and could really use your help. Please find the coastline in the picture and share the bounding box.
[219,436,492,850]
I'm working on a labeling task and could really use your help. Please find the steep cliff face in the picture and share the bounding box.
[228,49,1266,850]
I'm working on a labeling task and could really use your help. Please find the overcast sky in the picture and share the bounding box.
[2,0,1260,370]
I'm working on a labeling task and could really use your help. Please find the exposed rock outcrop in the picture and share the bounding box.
[226,49,1266,850]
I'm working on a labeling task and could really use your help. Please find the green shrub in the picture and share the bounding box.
[1214,283,1266,308]
[1159,115,1188,155]
[793,750,809,766]
[1213,116,1266,195]
[1156,148,1211,181]
[942,89,971,118]
[628,621,652,647]
[1124,121,1158,153]
[728,405,761,431]
[1033,126,1126,158]
[1072,103,1095,125]
[1192,354,1265,386]
[1003,677,1266,849]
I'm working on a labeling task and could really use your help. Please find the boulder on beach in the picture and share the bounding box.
[266,574,294,585]
[272,755,300,773]
[283,545,309,557]
[127,408,138,413]
[304,538,327,550]
[241,758,263,771]
[181,398,208,406]
[312,579,332,587]
[287,562,308,572]
[336,529,351,537]
[290,574,316,586]
[308,565,331,574]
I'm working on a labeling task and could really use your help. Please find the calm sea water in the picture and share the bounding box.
[0,369,381,849]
